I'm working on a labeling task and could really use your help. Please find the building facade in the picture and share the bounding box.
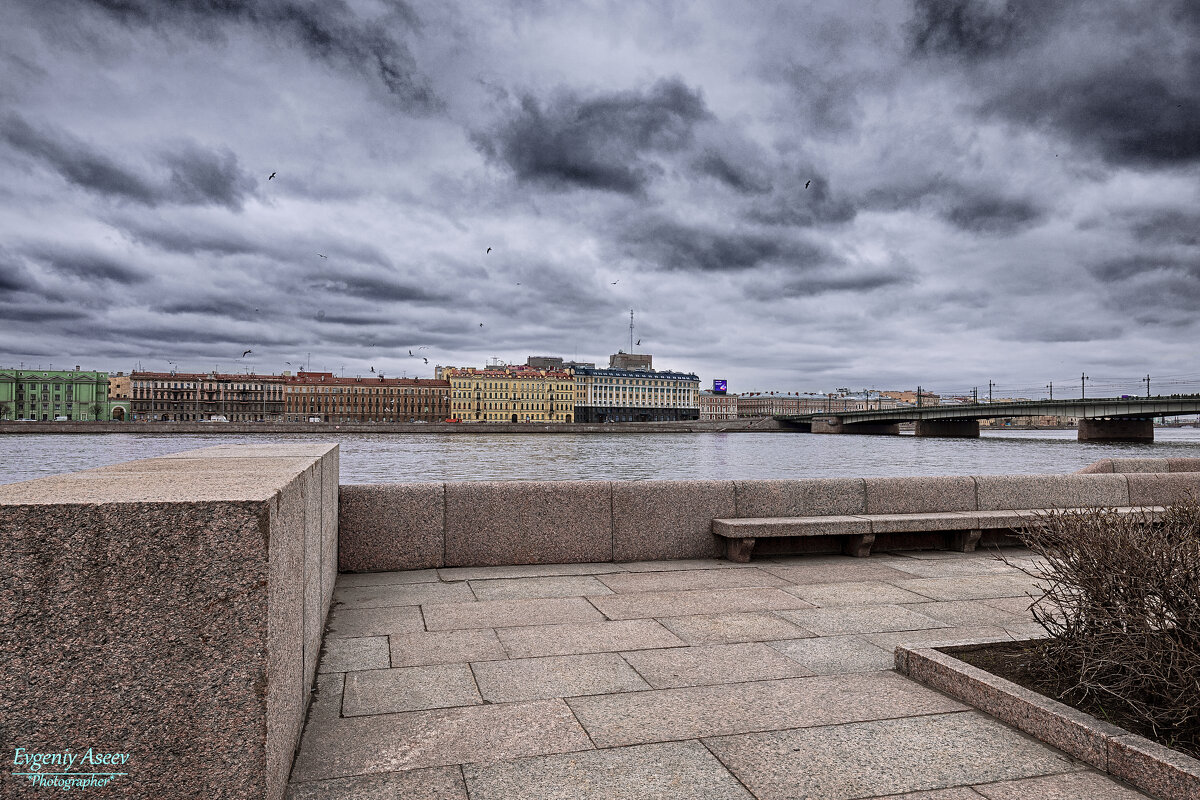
[107,372,131,421]
[446,366,573,423]
[699,390,739,420]
[130,372,286,421]
[736,393,872,417]
[572,364,700,423]
[0,367,113,421]
[283,372,450,422]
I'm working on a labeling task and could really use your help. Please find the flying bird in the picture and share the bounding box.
[486,247,491,253]
[423,357,428,364]
[479,322,484,327]
[317,253,327,259]
[268,172,276,180]
[242,349,252,358]
[370,367,375,373]
[805,180,810,189]
[636,339,641,346]
[610,280,619,285]
[408,349,413,356]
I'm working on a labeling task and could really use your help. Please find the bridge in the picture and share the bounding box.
[776,395,1200,441]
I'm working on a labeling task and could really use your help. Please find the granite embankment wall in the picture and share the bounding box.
[338,459,1200,571]
[0,418,785,435]
[0,444,338,800]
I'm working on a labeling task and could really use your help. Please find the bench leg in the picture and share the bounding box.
[952,529,982,553]
[726,537,756,563]
[843,533,874,558]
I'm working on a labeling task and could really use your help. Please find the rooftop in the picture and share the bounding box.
[288,549,1149,799]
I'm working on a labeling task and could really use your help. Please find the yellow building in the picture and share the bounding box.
[446,366,574,423]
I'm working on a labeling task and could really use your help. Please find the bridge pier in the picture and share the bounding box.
[914,419,980,438]
[811,416,900,435]
[1078,418,1154,442]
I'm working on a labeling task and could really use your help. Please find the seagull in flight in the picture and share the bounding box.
[423,357,428,364]
[242,349,252,358]
[479,322,484,327]
[636,339,641,346]
[370,366,375,373]
[486,247,491,254]
[610,280,619,285]
[317,253,327,259]
[805,180,810,189]
[408,349,413,356]
[268,172,276,180]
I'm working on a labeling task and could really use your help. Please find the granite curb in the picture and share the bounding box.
[896,643,1200,800]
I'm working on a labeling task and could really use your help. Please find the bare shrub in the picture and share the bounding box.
[1018,502,1200,754]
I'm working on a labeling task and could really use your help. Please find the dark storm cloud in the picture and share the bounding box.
[25,246,146,286]
[692,150,771,195]
[1087,253,1200,324]
[0,304,89,323]
[943,193,1042,234]
[746,175,857,228]
[619,217,829,273]
[1126,210,1200,247]
[907,0,1046,58]
[1,114,257,209]
[77,0,439,111]
[306,275,451,304]
[472,78,711,194]
[746,270,911,301]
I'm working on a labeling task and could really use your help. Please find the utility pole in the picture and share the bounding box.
[1081,373,1088,400]
[1046,382,1053,401]
[1143,374,1151,397]
[917,386,922,408]
[988,380,994,404]
[972,387,978,405]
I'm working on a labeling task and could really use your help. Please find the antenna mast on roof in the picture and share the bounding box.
[629,309,635,353]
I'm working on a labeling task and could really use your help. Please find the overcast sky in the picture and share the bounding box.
[2,1,1198,398]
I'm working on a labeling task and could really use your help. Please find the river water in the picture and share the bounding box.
[3,428,1200,485]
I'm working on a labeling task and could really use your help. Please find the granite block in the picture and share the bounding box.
[270,471,309,799]
[734,478,867,517]
[768,635,896,674]
[497,619,685,658]
[865,511,980,534]
[621,642,813,688]
[1102,458,1172,474]
[336,569,442,587]
[611,480,734,560]
[462,741,754,800]
[325,605,425,638]
[877,790,989,800]
[438,562,627,581]
[1076,458,1114,473]
[595,567,786,594]
[757,559,916,585]
[338,484,444,572]
[288,765,468,800]
[588,587,814,620]
[423,597,606,631]
[565,671,967,748]
[865,476,978,514]
[973,770,1153,799]
[443,481,612,567]
[290,699,593,782]
[303,464,324,695]
[1108,734,1200,800]
[973,473,1130,511]
[775,605,949,636]
[318,636,391,673]
[390,629,507,666]
[306,671,345,724]
[322,449,339,625]
[867,627,1016,654]
[469,575,614,601]
[342,664,482,716]
[899,645,1123,770]
[333,581,474,609]
[703,711,1080,800]
[659,612,813,645]
[1125,472,1200,506]
[714,515,873,538]
[1166,457,1200,473]
[471,653,650,702]
[784,581,932,607]
[895,574,1045,601]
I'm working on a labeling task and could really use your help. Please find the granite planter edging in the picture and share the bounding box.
[896,643,1200,800]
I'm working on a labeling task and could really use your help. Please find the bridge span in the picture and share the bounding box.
[776,395,1200,441]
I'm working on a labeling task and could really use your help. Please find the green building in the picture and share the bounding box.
[0,367,117,421]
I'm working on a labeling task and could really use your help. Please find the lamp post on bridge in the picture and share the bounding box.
[988,380,994,404]
[1143,374,1151,398]
[1081,373,1088,400]
[1046,382,1053,401]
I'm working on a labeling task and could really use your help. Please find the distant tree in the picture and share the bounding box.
[0,400,11,420]
[89,401,104,420]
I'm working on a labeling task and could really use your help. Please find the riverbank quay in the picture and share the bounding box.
[0,418,786,435]
[4,448,1195,798]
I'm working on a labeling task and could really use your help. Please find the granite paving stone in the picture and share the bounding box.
[863,790,986,799]
[703,711,1082,800]
[658,612,814,645]
[983,596,1039,617]
[621,642,813,688]
[497,619,685,658]
[307,672,346,723]
[757,560,917,585]
[588,587,814,620]
[470,653,651,702]
[616,559,748,572]
[423,597,607,631]
[325,605,425,639]
[785,580,932,607]
[768,635,896,675]
[462,741,753,800]
[899,600,1032,628]
[336,569,442,587]
[291,699,594,782]
[333,581,475,609]
[342,664,482,716]
[972,770,1153,799]
[438,563,628,581]
[565,671,967,748]
[318,636,391,673]
[390,629,508,667]
[895,574,1045,601]
[288,765,468,800]
[775,604,949,636]
[884,558,1025,577]
[595,567,786,593]
[469,575,615,601]
[866,626,1015,653]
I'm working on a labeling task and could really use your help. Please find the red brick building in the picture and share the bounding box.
[283,372,450,423]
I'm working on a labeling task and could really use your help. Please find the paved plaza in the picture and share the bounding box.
[288,549,1152,799]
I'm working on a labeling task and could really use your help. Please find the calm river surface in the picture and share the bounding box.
[3,429,1200,485]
